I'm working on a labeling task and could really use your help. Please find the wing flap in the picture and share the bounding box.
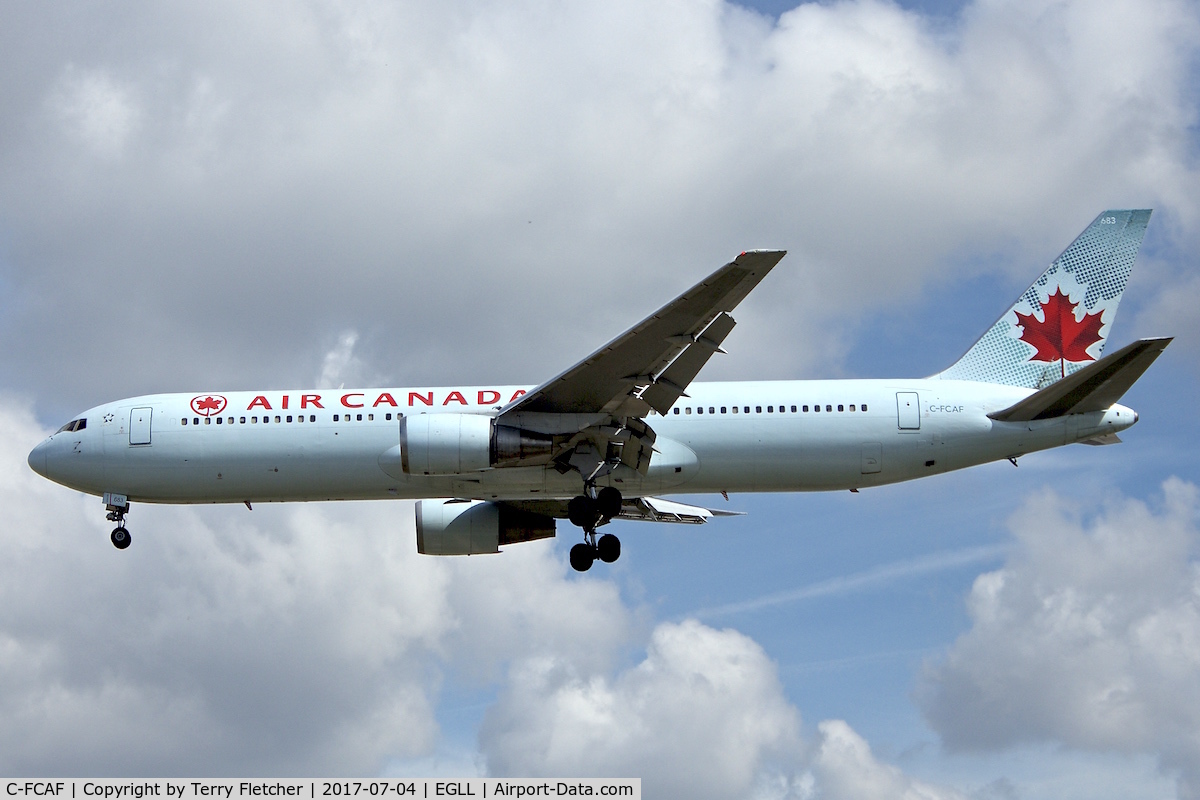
[639,312,737,414]
[988,337,1171,422]
[502,495,741,525]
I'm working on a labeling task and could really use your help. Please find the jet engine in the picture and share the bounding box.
[399,414,553,475]
[416,499,556,555]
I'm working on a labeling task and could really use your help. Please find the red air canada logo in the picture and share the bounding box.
[190,395,228,416]
[1015,288,1104,366]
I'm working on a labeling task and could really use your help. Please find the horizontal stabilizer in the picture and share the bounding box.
[989,337,1171,422]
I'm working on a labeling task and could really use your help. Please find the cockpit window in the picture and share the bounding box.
[56,418,86,433]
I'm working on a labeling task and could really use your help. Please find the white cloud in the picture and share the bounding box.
[316,330,367,388]
[918,478,1200,798]
[811,719,967,800]
[480,619,803,798]
[49,66,141,158]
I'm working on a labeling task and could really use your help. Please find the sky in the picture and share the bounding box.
[1,0,1199,797]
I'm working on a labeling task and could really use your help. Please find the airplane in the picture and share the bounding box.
[28,210,1170,572]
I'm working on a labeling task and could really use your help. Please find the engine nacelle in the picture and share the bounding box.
[400,413,554,475]
[416,499,556,555]
[401,413,492,475]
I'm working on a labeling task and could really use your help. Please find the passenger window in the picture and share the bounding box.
[862,404,868,412]
[826,405,832,412]
[803,405,808,412]
[240,417,246,424]
[251,417,257,423]
[333,414,339,421]
[697,407,704,415]
[310,415,316,422]
[708,407,714,414]
[791,405,797,412]
[732,406,738,414]
[357,414,363,421]
[205,417,211,425]
[368,414,374,421]
[386,413,393,420]
[286,415,292,423]
[814,405,820,413]
[756,406,762,413]
[767,406,773,413]
[216,417,223,424]
[849,405,856,412]
[181,418,187,426]
[720,407,726,414]
[744,406,750,414]
[674,408,680,415]
[685,408,691,415]
[838,405,844,412]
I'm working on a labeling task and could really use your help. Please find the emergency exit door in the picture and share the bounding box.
[896,392,920,430]
[130,407,152,445]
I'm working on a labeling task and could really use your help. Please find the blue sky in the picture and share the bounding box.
[1,1,1199,797]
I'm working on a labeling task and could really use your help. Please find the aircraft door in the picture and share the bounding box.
[130,407,152,445]
[896,392,920,430]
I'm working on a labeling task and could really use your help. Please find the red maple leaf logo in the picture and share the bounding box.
[1015,288,1104,364]
[190,395,227,416]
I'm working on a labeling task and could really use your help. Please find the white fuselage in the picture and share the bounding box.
[28,379,1137,505]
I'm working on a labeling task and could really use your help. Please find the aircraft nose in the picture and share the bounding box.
[28,439,49,478]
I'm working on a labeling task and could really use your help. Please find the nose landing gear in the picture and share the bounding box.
[104,493,132,550]
[567,486,623,572]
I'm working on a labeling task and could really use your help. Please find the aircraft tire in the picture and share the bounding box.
[596,533,621,563]
[595,487,623,519]
[110,527,131,550]
[567,495,598,529]
[569,543,595,572]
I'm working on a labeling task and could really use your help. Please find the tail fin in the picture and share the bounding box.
[936,210,1151,388]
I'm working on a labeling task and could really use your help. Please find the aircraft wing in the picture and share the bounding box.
[988,337,1171,422]
[499,250,786,420]
[503,496,742,525]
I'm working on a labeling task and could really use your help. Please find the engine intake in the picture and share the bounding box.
[416,499,556,555]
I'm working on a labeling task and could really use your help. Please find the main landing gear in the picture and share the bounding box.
[567,486,623,572]
[105,493,131,550]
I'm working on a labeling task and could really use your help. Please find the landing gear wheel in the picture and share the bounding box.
[567,495,599,529]
[595,487,623,520]
[569,543,596,572]
[596,533,621,564]
[110,527,131,550]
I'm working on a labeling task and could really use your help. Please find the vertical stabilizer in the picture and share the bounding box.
[936,210,1151,388]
